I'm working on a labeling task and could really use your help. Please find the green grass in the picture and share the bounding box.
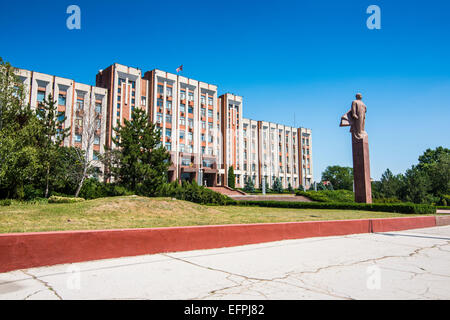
[0,196,437,234]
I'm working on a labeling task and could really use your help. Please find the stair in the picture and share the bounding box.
[208,186,246,196]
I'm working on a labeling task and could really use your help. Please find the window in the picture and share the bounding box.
[94,135,100,145]
[165,129,171,137]
[156,112,163,123]
[208,135,213,143]
[141,96,146,105]
[201,108,206,117]
[208,109,213,118]
[96,119,101,129]
[119,78,126,85]
[130,80,135,89]
[157,99,163,107]
[165,115,172,123]
[180,90,186,100]
[201,146,206,154]
[201,134,205,141]
[180,104,185,113]
[188,119,194,127]
[188,145,193,153]
[188,106,193,114]
[188,132,193,142]
[188,92,194,101]
[95,103,102,114]
[158,85,164,94]
[58,94,66,106]
[179,144,185,152]
[179,116,185,125]
[93,153,99,161]
[76,98,83,110]
[166,87,172,97]
[165,142,171,151]
[57,112,65,123]
[181,158,191,166]
[201,121,206,129]
[117,95,121,102]
[118,88,121,94]
[75,134,82,143]
[179,130,185,139]
[201,96,206,105]
[208,97,213,105]
[208,122,213,129]
[166,101,172,111]
[37,91,45,103]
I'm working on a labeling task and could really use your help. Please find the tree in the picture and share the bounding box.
[272,177,283,193]
[0,57,26,131]
[113,107,170,195]
[399,165,431,204]
[287,183,293,193]
[227,166,235,189]
[36,94,70,197]
[71,94,105,197]
[378,168,403,198]
[243,176,255,193]
[297,184,305,191]
[321,165,353,190]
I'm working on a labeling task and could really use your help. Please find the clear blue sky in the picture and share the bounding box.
[1,0,449,180]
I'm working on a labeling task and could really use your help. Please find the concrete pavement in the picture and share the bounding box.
[1,225,449,300]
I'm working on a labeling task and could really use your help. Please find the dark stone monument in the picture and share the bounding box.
[340,93,372,203]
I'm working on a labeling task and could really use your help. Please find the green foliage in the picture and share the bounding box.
[287,183,293,193]
[227,166,235,189]
[243,176,255,193]
[156,181,233,205]
[112,108,171,195]
[0,199,11,206]
[295,189,355,203]
[48,195,85,203]
[297,184,305,192]
[79,178,134,199]
[236,200,436,214]
[321,165,353,191]
[272,177,283,193]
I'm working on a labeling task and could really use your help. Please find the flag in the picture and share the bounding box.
[176,65,183,73]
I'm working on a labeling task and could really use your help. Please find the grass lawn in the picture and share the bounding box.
[0,195,436,233]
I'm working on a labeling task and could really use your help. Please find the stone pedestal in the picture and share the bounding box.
[352,135,372,203]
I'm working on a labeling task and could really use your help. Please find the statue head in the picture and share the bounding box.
[355,93,362,100]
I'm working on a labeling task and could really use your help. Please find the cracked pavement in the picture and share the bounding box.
[1,225,449,300]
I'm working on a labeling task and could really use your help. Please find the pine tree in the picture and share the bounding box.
[227,166,235,189]
[273,177,283,193]
[36,94,70,197]
[243,176,255,193]
[113,107,170,195]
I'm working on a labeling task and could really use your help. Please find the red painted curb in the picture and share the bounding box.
[436,215,450,226]
[0,216,440,273]
[371,216,436,232]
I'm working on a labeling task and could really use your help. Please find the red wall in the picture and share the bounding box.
[0,216,442,273]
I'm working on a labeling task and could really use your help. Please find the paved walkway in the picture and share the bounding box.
[1,226,449,300]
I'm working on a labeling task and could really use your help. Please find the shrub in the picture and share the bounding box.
[156,181,233,205]
[48,195,85,203]
[295,190,354,203]
[235,200,436,214]
[243,176,255,193]
[0,199,12,206]
[272,177,283,193]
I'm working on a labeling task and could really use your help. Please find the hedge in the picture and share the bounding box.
[436,206,450,210]
[48,196,85,204]
[234,200,436,214]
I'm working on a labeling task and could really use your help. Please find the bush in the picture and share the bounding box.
[156,181,233,205]
[295,190,355,203]
[79,178,134,199]
[235,200,436,214]
[0,199,12,206]
[48,195,85,203]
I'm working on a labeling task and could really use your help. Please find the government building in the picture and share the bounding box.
[15,63,313,189]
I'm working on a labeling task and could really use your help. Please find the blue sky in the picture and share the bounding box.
[1,0,449,180]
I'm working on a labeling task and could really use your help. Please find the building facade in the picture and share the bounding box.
[15,68,108,177]
[16,62,313,189]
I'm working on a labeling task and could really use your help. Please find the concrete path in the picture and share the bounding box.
[1,225,449,300]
